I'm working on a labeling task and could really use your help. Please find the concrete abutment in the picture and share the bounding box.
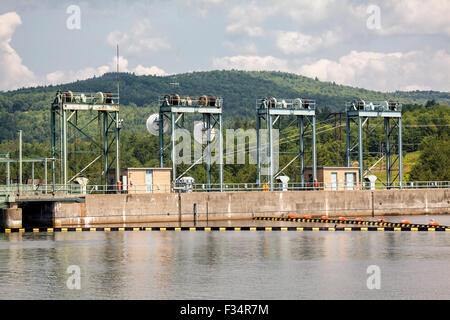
[5,189,448,227]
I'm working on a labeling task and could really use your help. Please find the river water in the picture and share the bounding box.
[0,215,449,300]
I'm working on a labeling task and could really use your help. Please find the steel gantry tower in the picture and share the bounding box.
[257,98,317,191]
[51,91,121,191]
[346,100,403,188]
[158,94,224,191]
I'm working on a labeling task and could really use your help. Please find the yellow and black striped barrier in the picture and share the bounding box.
[1,226,449,233]
[253,216,449,231]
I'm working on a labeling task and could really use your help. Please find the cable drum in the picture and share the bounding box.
[61,91,74,103]
[198,95,208,106]
[94,92,105,104]
[193,122,216,144]
[207,96,217,107]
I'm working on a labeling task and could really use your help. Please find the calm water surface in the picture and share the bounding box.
[0,215,449,300]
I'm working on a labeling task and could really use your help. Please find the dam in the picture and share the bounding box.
[1,188,448,228]
[0,92,448,231]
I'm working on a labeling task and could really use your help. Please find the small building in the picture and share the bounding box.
[303,167,360,190]
[111,168,172,194]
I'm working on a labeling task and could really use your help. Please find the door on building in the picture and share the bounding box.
[345,172,355,190]
[331,172,337,191]
[145,170,153,193]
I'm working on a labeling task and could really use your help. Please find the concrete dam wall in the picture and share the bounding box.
[43,189,450,227]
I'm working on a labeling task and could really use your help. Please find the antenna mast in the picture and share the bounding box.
[117,44,120,104]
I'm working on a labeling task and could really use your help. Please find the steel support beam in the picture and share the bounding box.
[268,114,274,191]
[256,115,261,186]
[103,112,108,187]
[257,103,316,190]
[171,112,176,185]
[6,161,10,187]
[398,117,403,189]
[346,105,402,189]
[312,115,317,188]
[358,116,364,185]
[51,92,120,193]
[62,109,68,185]
[385,118,391,187]
[18,130,22,194]
[159,112,164,168]
[299,115,304,186]
[44,159,47,194]
[346,117,351,167]
[219,114,224,192]
[115,111,120,191]
[159,99,223,191]
[206,114,211,190]
[51,108,57,186]
[31,162,34,189]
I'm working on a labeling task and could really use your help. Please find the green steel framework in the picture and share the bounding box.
[50,92,121,190]
[0,153,10,187]
[158,96,224,191]
[256,98,317,191]
[345,100,403,188]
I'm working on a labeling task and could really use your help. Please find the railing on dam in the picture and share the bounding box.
[0,181,449,196]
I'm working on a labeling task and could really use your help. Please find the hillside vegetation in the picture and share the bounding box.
[0,70,448,184]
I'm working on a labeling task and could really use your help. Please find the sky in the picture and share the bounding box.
[0,0,449,92]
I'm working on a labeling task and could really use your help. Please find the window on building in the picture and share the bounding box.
[345,172,356,190]
[331,172,337,190]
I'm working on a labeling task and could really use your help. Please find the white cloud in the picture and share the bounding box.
[276,30,341,55]
[226,24,264,37]
[184,0,224,18]
[199,0,223,4]
[45,66,110,85]
[222,41,258,54]
[212,55,288,71]
[45,56,167,85]
[134,65,167,76]
[224,0,342,37]
[298,50,450,92]
[224,1,275,37]
[107,19,170,54]
[277,0,340,24]
[403,85,432,92]
[0,12,36,91]
[376,0,450,36]
[0,12,167,90]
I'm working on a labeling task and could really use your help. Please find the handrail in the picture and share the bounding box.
[0,181,449,196]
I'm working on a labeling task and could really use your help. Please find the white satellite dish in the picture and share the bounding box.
[146,113,169,136]
[293,98,302,108]
[380,101,389,110]
[94,92,104,104]
[193,121,216,144]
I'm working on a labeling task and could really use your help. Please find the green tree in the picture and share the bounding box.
[408,134,450,181]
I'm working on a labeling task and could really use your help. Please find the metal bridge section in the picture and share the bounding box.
[158,95,224,191]
[0,153,10,188]
[346,100,403,188]
[256,98,317,191]
[51,91,121,190]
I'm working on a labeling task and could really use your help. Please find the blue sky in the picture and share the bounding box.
[0,0,449,92]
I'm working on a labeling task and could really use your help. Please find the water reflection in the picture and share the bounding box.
[0,228,449,299]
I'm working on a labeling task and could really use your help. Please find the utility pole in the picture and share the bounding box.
[18,130,22,195]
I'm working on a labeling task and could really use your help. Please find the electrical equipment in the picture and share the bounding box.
[146,113,169,136]
[193,122,216,144]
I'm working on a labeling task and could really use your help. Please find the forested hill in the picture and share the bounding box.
[0,70,448,182]
[0,70,449,143]
[3,70,450,115]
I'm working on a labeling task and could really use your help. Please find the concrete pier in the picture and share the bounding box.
[1,204,22,228]
[6,189,449,227]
